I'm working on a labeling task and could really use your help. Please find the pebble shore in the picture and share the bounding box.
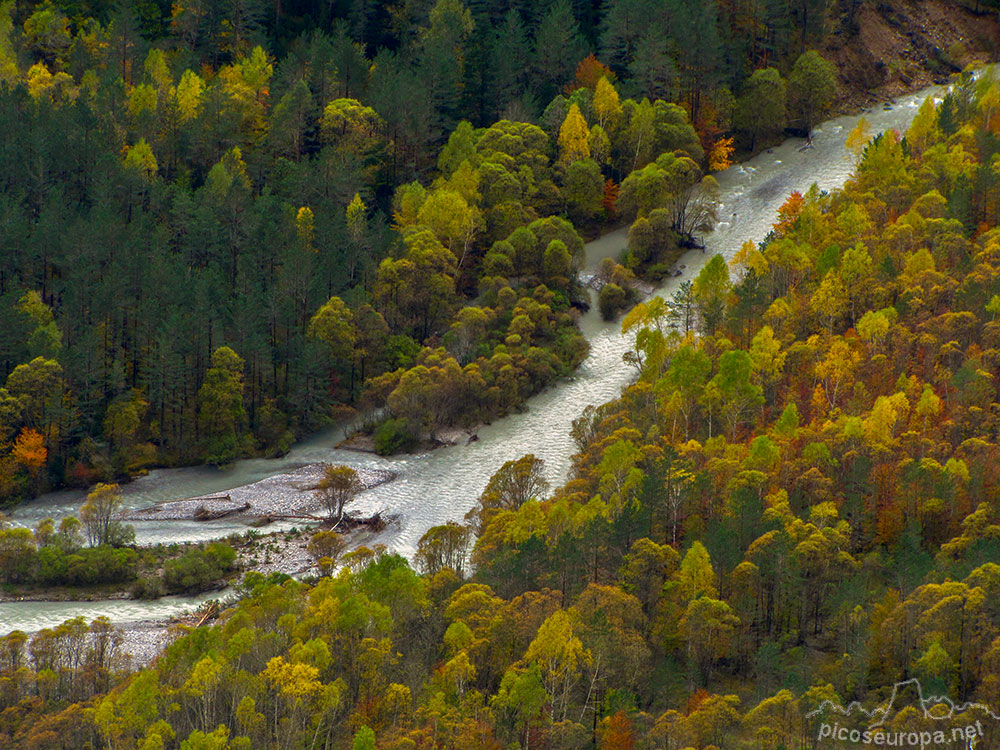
[120,621,184,667]
[123,464,395,522]
[24,464,397,666]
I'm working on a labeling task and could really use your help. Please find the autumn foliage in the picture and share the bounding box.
[7,81,1000,750]
[568,53,616,93]
[602,178,620,217]
[707,136,735,172]
[11,428,45,472]
[4,0,1000,746]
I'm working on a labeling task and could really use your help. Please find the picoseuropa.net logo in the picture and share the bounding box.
[806,679,1000,748]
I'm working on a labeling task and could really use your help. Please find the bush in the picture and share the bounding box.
[373,418,418,455]
[203,541,237,570]
[132,576,164,599]
[104,520,136,547]
[307,531,347,563]
[598,283,629,320]
[645,262,675,281]
[63,547,138,586]
[162,542,237,594]
[37,546,67,584]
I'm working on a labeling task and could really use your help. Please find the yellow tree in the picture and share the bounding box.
[838,242,873,322]
[907,97,940,155]
[308,296,356,366]
[12,427,46,477]
[175,70,205,123]
[320,98,383,153]
[980,83,1000,134]
[675,541,717,601]
[0,1,18,84]
[523,609,590,722]
[708,137,735,172]
[346,193,366,244]
[857,309,892,352]
[80,483,129,547]
[316,465,364,524]
[679,597,740,685]
[814,337,860,410]
[144,48,172,93]
[416,188,481,269]
[743,690,802,749]
[845,116,871,160]
[749,326,785,401]
[123,139,158,178]
[592,76,621,130]
[558,103,590,165]
[809,272,848,333]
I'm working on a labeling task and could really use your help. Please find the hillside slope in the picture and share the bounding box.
[825,0,999,109]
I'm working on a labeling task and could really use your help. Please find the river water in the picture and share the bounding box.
[0,79,958,634]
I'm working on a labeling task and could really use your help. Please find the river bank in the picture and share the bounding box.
[822,0,997,114]
[1,72,974,637]
[336,425,481,454]
[122,463,396,524]
[0,465,394,608]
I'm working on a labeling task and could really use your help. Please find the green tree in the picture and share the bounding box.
[679,596,740,686]
[416,521,472,577]
[487,10,530,117]
[672,0,723,122]
[466,454,549,534]
[316,465,364,524]
[692,254,731,334]
[533,0,586,101]
[419,0,475,132]
[493,663,547,747]
[563,159,604,223]
[197,347,248,466]
[787,50,837,133]
[709,349,764,439]
[309,296,358,394]
[735,67,787,151]
[352,726,376,750]
[0,527,37,583]
[5,357,63,437]
[80,483,133,548]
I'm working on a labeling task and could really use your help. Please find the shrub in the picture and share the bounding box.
[598,283,629,320]
[132,576,164,599]
[373,418,418,455]
[162,542,237,594]
[63,546,138,586]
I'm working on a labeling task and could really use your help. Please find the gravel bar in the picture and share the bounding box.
[123,464,396,522]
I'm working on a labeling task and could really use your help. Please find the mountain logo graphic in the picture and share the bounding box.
[806,678,1000,730]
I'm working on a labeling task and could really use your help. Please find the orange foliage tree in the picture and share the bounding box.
[12,428,46,474]
[602,179,619,217]
[567,54,615,93]
[773,190,804,235]
[600,710,637,750]
[708,137,734,172]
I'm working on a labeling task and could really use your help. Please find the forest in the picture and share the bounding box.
[3,45,1000,750]
[0,0,937,506]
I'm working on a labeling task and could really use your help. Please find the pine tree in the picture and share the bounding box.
[419,0,475,139]
[629,29,678,101]
[487,10,531,119]
[670,0,723,122]
[533,0,586,102]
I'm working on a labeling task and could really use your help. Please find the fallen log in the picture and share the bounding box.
[193,501,250,521]
[338,511,387,532]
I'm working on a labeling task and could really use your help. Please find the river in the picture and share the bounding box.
[0,78,959,634]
